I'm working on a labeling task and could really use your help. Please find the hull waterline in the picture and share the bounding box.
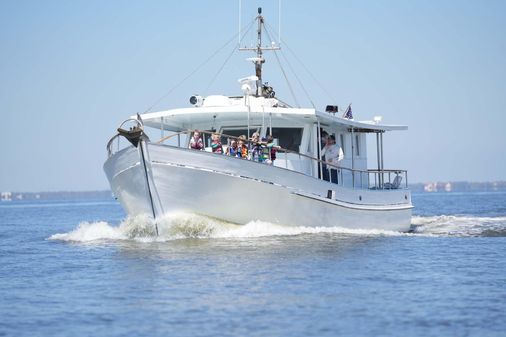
[104,143,413,232]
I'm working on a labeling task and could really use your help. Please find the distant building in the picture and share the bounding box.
[1,192,12,201]
[424,182,438,192]
[417,181,506,193]
[444,182,452,192]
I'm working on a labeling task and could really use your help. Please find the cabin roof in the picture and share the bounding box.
[138,95,407,132]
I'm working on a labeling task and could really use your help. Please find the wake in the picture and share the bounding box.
[49,213,506,243]
[411,215,506,237]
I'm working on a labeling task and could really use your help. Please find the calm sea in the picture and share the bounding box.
[1,192,505,337]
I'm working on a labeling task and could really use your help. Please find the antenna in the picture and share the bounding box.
[279,0,281,46]
[239,6,281,96]
[238,0,241,45]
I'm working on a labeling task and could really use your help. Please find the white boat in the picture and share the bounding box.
[104,9,413,234]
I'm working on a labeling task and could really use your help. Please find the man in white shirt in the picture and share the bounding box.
[321,135,344,183]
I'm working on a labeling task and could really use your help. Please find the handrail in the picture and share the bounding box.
[152,129,408,190]
[108,128,408,189]
[118,117,143,130]
[106,117,144,157]
[106,134,121,157]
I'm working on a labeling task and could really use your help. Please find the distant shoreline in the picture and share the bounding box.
[1,190,112,201]
[1,181,506,201]
[410,181,506,193]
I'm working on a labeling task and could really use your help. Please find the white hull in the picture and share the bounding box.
[104,143,413,232]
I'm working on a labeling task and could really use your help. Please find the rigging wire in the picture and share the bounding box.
[279,50,316,109]
[265,21,338,107]
[272,49,300,108]
[204,19,256,94]
[264,23,315,108]
[263,25,299,107]
[281,36,339,107]
[143,17,257,113]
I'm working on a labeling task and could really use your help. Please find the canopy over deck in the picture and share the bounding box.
[137,95,407,133]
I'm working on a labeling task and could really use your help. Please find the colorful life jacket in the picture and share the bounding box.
[262,145,271,161]
[228,146,240,157]
[250,144,264,162]
[211,141,223,154]
[190,137,204,150]
[240,145,248,158]
[270,144,277,161]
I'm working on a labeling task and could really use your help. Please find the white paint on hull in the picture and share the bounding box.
[104,144,413,232]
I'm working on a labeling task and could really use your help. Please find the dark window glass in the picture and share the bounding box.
[355,134,360,156]
[220,128,256,145]
[271,128,303,152]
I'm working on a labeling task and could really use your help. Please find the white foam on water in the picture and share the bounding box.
[211,220,411,238]
[411,215,506,236]
[49,221,127,242]
[49,213,506,243]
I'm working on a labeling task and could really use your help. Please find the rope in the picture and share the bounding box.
[204,19,256,94]
[264,23,315,109]
[281,37,338,106]
[143,18,257,114]
[263,25,299,107]
[279,49,316,109]
[272,50,299,107]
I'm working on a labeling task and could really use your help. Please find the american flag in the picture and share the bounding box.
[343,104,353,119]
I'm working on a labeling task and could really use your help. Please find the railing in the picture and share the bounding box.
[106,118,144,157]
[108,128,408,190]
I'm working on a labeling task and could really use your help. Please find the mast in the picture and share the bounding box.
[239,7,280,97]
[255,8,264,96]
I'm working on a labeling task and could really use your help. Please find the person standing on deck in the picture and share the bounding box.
[319,130,329,179]
[322,135,344,183]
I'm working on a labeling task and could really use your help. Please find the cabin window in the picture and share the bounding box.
[355,134,360,156]
[220,128,258,144]
[339,134,345,150]
[270,127,303,152]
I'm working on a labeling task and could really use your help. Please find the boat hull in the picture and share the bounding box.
[104,143,413,232]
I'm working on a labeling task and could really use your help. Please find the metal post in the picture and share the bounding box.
[238,0,242,45]
[278,0,282,46]
[160,117,164,140]
[380,132,384,188]
[262,107,265,134]
[351,128,355,188]
[269,112,272,135]
[317,121,323,180]
[247,98,251,138]
[376,132,381,173]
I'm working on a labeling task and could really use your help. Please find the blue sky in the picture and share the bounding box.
[1,0,505,192]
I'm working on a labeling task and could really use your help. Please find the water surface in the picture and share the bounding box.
[1,193,505,336]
